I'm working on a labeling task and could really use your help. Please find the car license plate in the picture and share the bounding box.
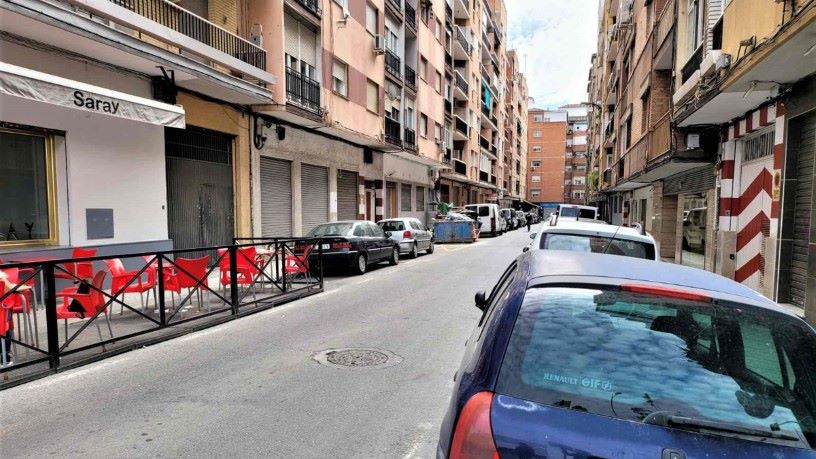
[322,244,331,250]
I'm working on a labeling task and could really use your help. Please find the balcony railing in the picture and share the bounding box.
[454,159,467,175]
[454,71,468,94]
[405,66,417,92]
[480,136,490,151]
[386,0,402,18]
[455,116,469,136]
[649,115,671,161]
[404,127,417,150]
[385,49,402,80]
[455,26,471,55]
[295,0,321,17]
[107,0,266,70]
[405,3,417,31]
[286,67,321,114]
[385,118,402,146]
[682,46,704,84]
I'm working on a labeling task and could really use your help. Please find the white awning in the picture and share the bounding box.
[0,62,185,128]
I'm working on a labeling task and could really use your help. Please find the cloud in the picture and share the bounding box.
[506,0,599,109]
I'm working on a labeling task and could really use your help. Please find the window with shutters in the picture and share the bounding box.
[420,114,428,137]
[533,130,542,138]
[333,59,348,96]
[416,187,425,211]
[742,128,775,163]
[366,3,378,35]
[285,14,318,80]
[434,123,442,141]
[420,56,428,81]
[405,105,415,129]
[401,183,412,211]
[366,79,379,113]
[435,71,442,93]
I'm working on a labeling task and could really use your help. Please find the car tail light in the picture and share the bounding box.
[403,230,413,239]
[621,284,712,302]
[331,242,352,250]
[450,392,498,459]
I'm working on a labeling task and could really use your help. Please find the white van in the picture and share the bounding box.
[464,204,506,236]
[549,204,600,224]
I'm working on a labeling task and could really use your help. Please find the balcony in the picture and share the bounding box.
[404,127,417,151]
[453,0,469,19]
[453,70,469,100]
[405,3,417,34]
[405,66,417,92]
[286,67,322,114]
[385,117,402,146]
[454,115,469,140]
[294,0,322,17]
[385,0,403,21]
[385,49,402,81]
[480,171,490,182]
[453,26,471,59]
[481,104,498,130]
[648,115,671,161]
[105,0,267,71]
[453,159,468,175]
[681,46,704,84]
[444,99,453,114]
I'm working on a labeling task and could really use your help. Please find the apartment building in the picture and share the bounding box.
[1,0,275,255]
[588,0,816,320]
[562,104,589,204]
[439,0,508,206]
[526,109,567,207]
[504,50,528,203]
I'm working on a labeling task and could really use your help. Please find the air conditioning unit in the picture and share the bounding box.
[373,35,385,55]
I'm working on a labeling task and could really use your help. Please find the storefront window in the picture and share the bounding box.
[0,129,56,245]
[681,193,707,269]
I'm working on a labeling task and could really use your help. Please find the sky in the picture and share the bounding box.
[505,0,600,110]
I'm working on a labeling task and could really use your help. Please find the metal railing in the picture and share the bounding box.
[405,66,417,92]
[682,46,704,84]
[454,71,468,94]
[455,116,469,136]
[385,118,402,146]
[386,0,402,16]
[455,26,471,54]
[649,115,672,161]
[0,238,324,386]
[405,2,417,30]
[404,127,417,150]
[107,0,266,70]
[296,0,321,16]
[385,50,402,80]
[286,67,322,114]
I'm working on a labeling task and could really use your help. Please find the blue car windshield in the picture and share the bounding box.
[496,287,816,449]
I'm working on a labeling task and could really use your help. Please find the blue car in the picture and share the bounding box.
[438,251,816,458]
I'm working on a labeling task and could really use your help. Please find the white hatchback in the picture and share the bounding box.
[526,220,659,261]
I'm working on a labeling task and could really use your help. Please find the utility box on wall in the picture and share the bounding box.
[86,208,114,240]
[716,231,737,280]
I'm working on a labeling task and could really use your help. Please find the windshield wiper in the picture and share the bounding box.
[643,412,801,442]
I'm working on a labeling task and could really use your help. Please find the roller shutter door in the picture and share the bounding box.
[260,157,292,237]
[662,165,717,195]
[790,114,815,308]
[337,170,358,221]
[301,164,328,234]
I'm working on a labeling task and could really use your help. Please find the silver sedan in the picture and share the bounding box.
[377,218,434,258]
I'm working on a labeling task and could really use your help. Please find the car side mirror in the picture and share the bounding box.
[474,291,487,311]
[529,233,536,239]
[385,231,392,237]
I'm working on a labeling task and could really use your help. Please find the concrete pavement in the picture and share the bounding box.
[0,225,540,459]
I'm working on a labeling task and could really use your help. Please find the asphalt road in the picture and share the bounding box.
[1,225,539,459]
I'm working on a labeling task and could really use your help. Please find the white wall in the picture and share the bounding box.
[0,95,168,246]
[384,155,432,222]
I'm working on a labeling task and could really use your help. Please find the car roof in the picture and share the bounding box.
[541,220,655,243]
[521,251,788,315]
[378,217,415,221]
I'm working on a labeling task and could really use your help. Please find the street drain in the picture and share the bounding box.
[313,348,402,369]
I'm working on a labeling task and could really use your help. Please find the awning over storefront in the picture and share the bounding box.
[0,62,185,128]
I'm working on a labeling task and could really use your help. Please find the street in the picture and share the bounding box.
[0,226,537,459]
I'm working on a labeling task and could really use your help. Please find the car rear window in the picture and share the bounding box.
[541,233,655,260]
[379,221,404,232]
[307,223,353,237]
[560,207,596,219]
[496,287,816,449]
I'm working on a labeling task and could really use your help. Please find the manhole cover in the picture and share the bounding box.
[312,348,402,369]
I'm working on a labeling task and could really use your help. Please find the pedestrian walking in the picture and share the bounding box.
[526,213,532,232]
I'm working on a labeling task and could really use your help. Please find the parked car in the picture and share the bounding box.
[378,218,434,258]
[527,219,658,260]
[305,221,399,275]
[500,208,517,230]
[438,250,816,458]
[464,204,505,237]
[683,207,707,251]
[549,204,601,224]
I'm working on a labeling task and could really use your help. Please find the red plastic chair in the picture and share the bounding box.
[54,248,97,282]
[0,302,12,367]
[165,256,211,312]
[0,268,35,347]
[104,258,155,314]
[217,248,261,300]
[284,244,314,287]
[55,270,113,344]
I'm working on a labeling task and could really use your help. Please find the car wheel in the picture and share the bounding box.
[682,237,691,251]
[389,247,399,265]
[427,241,435,254]
[354,254,367,275]
[410,243,419,258]
[491,229,496,237]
